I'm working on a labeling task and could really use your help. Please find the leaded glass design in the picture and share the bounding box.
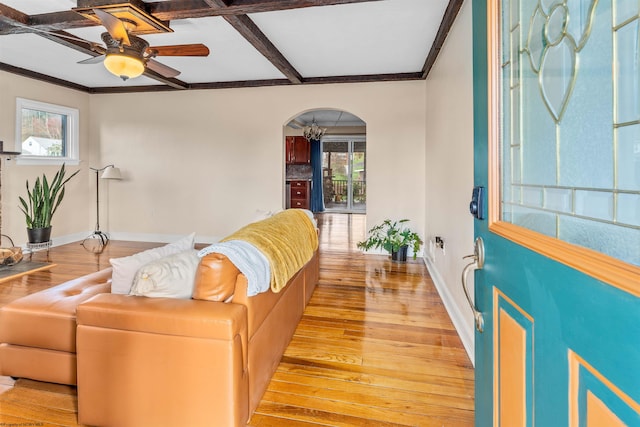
[500,0,640,266]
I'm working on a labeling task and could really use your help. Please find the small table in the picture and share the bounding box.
[26,240,52,261]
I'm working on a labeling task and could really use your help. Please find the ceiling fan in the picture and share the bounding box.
[77,8,210,81]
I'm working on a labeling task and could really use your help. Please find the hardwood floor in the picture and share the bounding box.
[250,214,474,426]
[0,213,474,426]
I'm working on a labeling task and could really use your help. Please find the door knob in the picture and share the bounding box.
[462,237,484,332]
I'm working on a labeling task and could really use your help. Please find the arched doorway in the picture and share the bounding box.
[285,109,366,213]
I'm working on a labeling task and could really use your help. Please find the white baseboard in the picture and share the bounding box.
[424,256,475,366]
[359,247,425,258]
[25,231,221,249]
[20,232,89,250]
[107,231,221,245]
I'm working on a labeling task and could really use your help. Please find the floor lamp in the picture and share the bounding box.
[82,164,121,253]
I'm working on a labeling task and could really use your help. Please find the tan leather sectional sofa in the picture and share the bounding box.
[78,250,319,427]
[0,211,320,426]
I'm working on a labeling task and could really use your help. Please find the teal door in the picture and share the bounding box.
[472,0,640,426]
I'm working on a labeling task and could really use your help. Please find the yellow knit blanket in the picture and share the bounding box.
[222,209,318,293]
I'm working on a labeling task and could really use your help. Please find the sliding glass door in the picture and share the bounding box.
[322,136,366,213]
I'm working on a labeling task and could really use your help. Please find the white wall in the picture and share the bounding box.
[89,81,426,243]
[424,0,476,360]
[0,72,93,246]
[0,73,426,247]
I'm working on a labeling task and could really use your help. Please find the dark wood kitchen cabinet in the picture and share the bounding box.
[289,180,310,209]
[285,136,310,164]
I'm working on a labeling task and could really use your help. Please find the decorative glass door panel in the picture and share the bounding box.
[501,0,640,266]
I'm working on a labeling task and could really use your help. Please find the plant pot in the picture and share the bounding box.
[27,227,52,244]
[391,245,408,262]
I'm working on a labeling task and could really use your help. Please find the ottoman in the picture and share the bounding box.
[0,268,112,385]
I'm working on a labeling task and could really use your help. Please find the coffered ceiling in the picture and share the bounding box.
[0,0,463,93]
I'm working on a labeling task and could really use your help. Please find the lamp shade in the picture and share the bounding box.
[101,166,122,180]
[104,54,145,80]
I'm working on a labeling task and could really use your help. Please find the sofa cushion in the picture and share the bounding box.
[130,250,200,299]
[0,268,112,353]
[110,233,195,294]
[192,253,240,302]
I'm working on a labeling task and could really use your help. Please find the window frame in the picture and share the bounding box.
[15,98,80,166]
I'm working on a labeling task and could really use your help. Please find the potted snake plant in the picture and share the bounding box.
[357,219,423,261]
[19,164,79,244]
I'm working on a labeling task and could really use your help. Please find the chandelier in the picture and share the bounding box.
[303,119,326,141]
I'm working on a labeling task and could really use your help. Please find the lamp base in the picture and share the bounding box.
[82,231,109,253]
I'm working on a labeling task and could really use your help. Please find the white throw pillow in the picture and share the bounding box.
[130,250,200,299]
[110,233,195,294]
[251,209,285,223]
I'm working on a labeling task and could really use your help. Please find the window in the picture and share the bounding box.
[15,98,79,165]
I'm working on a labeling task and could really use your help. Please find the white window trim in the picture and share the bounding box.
[15,98,80,166]
[320,134,366,143]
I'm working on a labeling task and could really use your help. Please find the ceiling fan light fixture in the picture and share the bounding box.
[104,53,145,80]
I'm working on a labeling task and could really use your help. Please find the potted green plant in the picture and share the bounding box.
[357,219,423,261]
[19,164,79,244]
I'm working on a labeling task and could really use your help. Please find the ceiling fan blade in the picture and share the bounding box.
[78,55,106,64]
[147,44,210,57]
[146,59,181,78]
[93,8,130,46]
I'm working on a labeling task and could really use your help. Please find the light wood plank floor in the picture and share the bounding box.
[0,213,474,426]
